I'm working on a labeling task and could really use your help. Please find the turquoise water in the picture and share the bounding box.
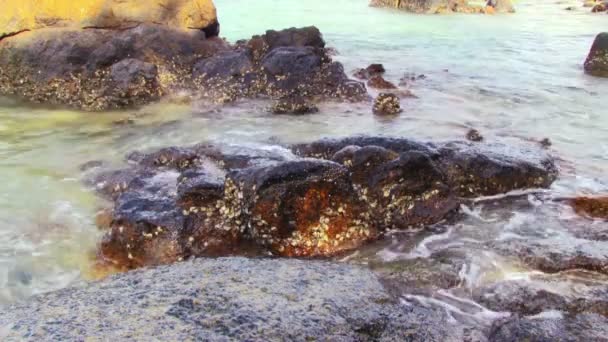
[0,0,607,304]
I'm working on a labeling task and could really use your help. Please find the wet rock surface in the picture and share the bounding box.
[88,136,558,270]
[0,26,366,110]
[0,257,481,341]
[570,196,608,220]
[373,93,402,115]
[489,312,608,342]
[585,32,608,78]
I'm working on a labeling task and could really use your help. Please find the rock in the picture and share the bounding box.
[372,249,467,296]
[466,129,484,142]
[592,3,607,12]
[354,63,386,80]
[474,281,569,316]
[373,93,402,115]
[0,25,366,109]
[436,141,558,197]
[570,196,608,220]
[489,313,608,342]
[89,137,558,270]
[0,24,226,110]
[192,50,253,80]
[226,160,376,257]
[584,32,608,77]
[540,138,552,148]
[367,75,398,89]
[489,237,608,274]
[370,0,513,14]
[331,146,459,229]
[0,0,218,38]
[474,280,608,317]
[0,257,482,341]
[270,97,319,115]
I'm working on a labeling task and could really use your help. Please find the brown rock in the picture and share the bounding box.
[373,93,401,115]
[571,197,608,220]
[367,75,397,89]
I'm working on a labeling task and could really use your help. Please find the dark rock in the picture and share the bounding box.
[270,97,319,115]
[0,24,226,110]
[263,26,325,51]
[584,32,608,77]
[192,50,253,80]
[474,280,608,317]
[489,237,608,274]
[262,46,321,75]
[474,281,569,316]
[0,25,366,109]
[292,136,435,160]
[90,137,558,270]
[367,75,397,89]
[466,129,484,142]
[489,313,608,342]
[354,63,386,80]
[373,93,402,115]
[436,141,558,197]
[540,138,552,148]
[570,196,608,220]
[333,147,459,228]
[372,249,467,296]
[226,160,376,257]
[592,3,607,12]
[0,258,481,341]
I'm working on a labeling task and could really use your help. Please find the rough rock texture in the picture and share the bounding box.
[489,237,608,274]
[0,0,218,38]
[369,0,513,14]
[474,280,608,317]
[88,136,558,270]
[0,26,366,110]
[571,196,608,220]
[270,96,319,115]
[373,93,402,115]
[489,312,608,342]
[0,258,481,341]
[585,32,608,77]
[354,63,386,80]
[368,75,397,89]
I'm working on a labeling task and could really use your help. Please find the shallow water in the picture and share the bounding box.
[0,0,607,316]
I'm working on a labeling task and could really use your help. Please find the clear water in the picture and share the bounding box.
[1,0,607,309]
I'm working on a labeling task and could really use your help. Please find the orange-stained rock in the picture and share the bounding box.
[571,197,608,220]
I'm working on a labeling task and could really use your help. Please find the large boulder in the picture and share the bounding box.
[0,258,482,341]
[0,0,218,38]
[0,24,226,110]
[584,32,608,77]
[0,25,366,110]
[89,137,558,270]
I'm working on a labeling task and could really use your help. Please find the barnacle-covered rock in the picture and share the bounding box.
[226,160,376,257]
[373,93,402,115]
[585,32,608,77]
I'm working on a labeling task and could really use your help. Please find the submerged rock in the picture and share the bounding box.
[368,75,398,89]
[584,32,608,78]
[0,257,482,341]
[490,312,608,342]
[354,63,386,80]
[270,97,319,115]
[89,137,558,270]
[466,129,484,142]
[571,196,608,220]
[373,93,402,115]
